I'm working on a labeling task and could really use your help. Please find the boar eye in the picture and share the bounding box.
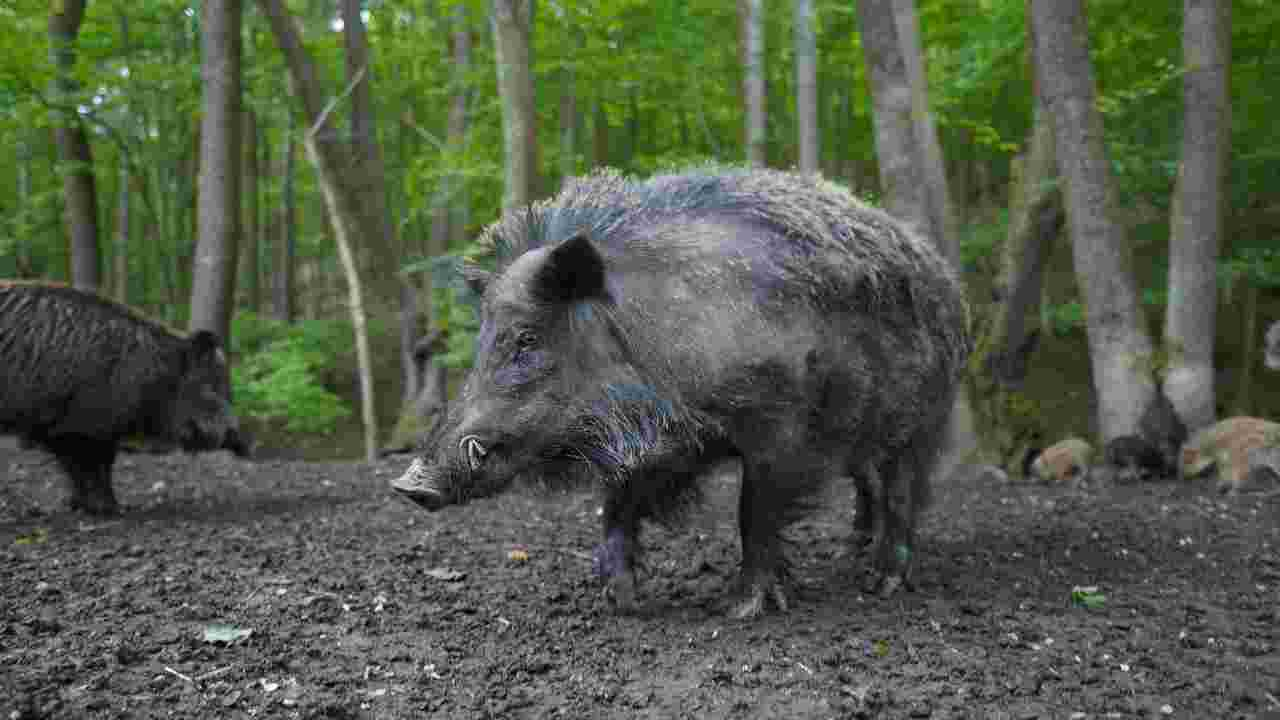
[515,329,539,350]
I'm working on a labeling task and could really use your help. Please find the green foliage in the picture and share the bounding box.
[1043,301,1085,338]
[229,313,353,436]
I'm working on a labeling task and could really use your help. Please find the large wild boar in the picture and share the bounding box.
[393,167,970,617]
[0,281,248,515]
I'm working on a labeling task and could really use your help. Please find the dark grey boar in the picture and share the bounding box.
[392,167,970,617]
[0,281,248,515]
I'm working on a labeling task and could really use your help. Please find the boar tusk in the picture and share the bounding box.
[461,435,487,472]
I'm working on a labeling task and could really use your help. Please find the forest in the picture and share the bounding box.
[3,2,1280,718]
[1,0,1278,462]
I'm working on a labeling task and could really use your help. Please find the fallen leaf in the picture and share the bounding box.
[15,528,48,545]
[203,624,254,644]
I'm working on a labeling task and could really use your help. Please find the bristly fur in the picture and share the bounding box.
[477,165,970,382]
[520,382,714,524]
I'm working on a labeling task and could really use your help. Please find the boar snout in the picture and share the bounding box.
[391,456,452,511]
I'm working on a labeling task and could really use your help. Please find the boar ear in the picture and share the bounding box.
[185,330,226,369]
[460,262,492,299]
[535,233,608,303]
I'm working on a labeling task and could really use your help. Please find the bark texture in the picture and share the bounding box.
[742,0,767,168]
[793,0,819,174]
[492,0,536,210]
[49,0,101,291]
[856,0,928,237]
[893,0,961,266]
[1164,0,1230,432]
[190,0,242,342]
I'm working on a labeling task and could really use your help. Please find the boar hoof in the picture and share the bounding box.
[603,572,637,614]
[877,573,907,598]
[729,580,789,619]
[69,495,120,517]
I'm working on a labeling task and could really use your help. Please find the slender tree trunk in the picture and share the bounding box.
[242,108,261,313]
[492,0,536,210]
[560,56,577,183]
[449,8,472,248]
[741,0,767,167]
[793,0,818,174]
[114,157,130,302]
[990,105,1061,386]
[856,0,928,236]
[893,0,961,266]
[1164,0,1230,433]
[592,99,609,169]
[190,0,242,342]
[1232,282,1258,416]
[305,131,378,461]
[16,137,33,277]
[49,0,100,291]
[273,107,297,323]
[1030,0,1159,442]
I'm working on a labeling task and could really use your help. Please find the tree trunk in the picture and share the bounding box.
[591,99,609,170]
[856,0,928,236]
[448,8,472,247]
[1231,282,1257,416]
[242,107,260,313]
[1164,0,1230,433]
[114,157,130,303]
[560,60,577,183]
[190,0,242,343]
[741,0,767,168]
[273,106,297,323]
[49,0,100,291]
[1030,0,1159,442]
[893,0,961,266]
[793,0,818,174]
[259,0,404,461]
[990,106,1060,387]
[492,0,536,211]
[340,0,415,429]
[305,132,378,462]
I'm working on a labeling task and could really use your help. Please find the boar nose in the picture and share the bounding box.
[391,457,450,510]
[460,435,488,473]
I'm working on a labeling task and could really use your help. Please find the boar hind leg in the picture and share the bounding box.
[52,439,120,516]
[871,426,943,597]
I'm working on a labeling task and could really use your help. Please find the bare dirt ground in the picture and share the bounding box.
[2,440,1278,720]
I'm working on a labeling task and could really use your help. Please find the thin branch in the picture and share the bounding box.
[310,65,367,140]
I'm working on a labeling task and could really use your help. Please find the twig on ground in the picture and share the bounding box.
[164,667,194,684]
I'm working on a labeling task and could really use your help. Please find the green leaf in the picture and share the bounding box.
[14,528,48,545]
[202,624,254,644]
[1071,586,1106,610]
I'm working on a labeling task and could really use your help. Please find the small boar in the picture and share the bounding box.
[1029,437,1093,485]
[1180,416,1280,493]
[0,281,248,514]
[393,167,970,617]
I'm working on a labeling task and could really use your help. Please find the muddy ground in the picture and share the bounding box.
[1,440,1278,720]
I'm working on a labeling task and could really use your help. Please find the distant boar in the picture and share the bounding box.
[393,167,970,618]
[1180,416,1280,493]
[1029,437,1093,485]
[0,282,248,514]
